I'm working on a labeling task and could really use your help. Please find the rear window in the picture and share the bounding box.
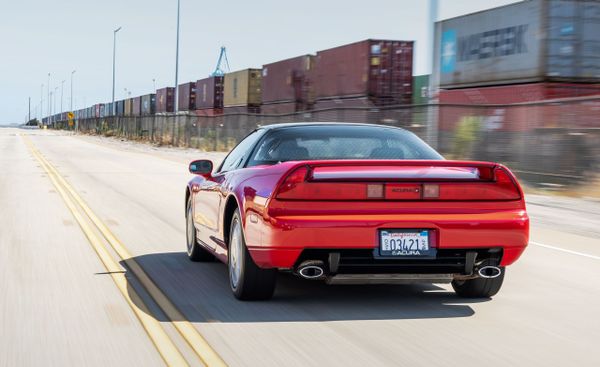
[248,125,443,166]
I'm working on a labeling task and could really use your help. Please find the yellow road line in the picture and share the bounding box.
[22,135,188,367]
[23,134,227,367]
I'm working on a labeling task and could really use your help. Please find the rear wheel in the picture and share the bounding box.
[186,199,214,262]
[228,210,277,300]
[452,267,505,298]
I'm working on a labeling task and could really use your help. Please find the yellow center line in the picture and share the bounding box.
[21,134,188,367]
[23,134,227,367]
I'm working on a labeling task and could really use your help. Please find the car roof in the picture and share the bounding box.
[257,122,407,131]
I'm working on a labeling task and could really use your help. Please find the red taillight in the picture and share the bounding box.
[275,165,522,201]
[431,167,521,201]
[276,166,309,198]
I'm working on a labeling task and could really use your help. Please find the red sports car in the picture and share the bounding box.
[185,123,529,300]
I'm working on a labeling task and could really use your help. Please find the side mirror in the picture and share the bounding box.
[189,160,213,177]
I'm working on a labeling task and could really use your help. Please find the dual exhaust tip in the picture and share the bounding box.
[297,261,502,280]
[297,261,325,280]
[477,265,502,279]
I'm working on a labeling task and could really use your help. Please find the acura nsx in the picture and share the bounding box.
[185,123,529,300]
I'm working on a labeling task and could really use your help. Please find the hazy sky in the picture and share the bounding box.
[0,0,520,123]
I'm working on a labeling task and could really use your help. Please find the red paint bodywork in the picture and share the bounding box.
[188,159,529,271]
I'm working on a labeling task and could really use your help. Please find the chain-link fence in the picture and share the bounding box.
[57,96,600,189]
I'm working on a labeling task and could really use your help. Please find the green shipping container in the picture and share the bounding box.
[412,75,430,105]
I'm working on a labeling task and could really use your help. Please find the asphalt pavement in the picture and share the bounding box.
[1,127,599,367]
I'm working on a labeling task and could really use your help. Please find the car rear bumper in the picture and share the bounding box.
[246,210,529,269]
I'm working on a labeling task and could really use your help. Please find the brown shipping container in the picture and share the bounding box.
[439,83,600,132]
[195,108,223,117]
[223,105,261,114]
[178,82,196,111]
[313,96,377,109]
[261,102,299,115]
[195,76,224,109]
[262,55,315,104]
[132,96,142,116]
[314,39,413,105]
[124,98,133,116]
[223,69,262,107]
[156,87,175,113]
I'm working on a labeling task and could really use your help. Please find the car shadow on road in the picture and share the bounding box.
[122,251,485,323]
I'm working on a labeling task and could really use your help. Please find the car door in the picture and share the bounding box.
[193,130,264,249]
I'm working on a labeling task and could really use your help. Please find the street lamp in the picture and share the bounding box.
[54,87,59,119]
[47,73,51,121]
[153,78,156,91]
[112,26,122,115]
[49,91,53,124]
[40,83,43,120]
[60,80,65,114]
[70,70,76,112]
[174,0,180,113]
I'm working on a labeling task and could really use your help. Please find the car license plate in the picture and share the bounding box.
[378,230,434,257]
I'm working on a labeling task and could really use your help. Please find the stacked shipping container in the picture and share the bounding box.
[434,0,600,132]
[312,39,414,109]
[223,69,262,113]
[141,94,156,115]
[178,82,196,111]
[124,98,133,116]
[195,76,224,115]
[433,0,600,89]
[156,87,175,113]
[133,96,142,116]
[261,55,315,114]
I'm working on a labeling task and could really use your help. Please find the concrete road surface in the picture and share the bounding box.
[2,127,600,367]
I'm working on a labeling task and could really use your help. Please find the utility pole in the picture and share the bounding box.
[70,70,76,112]
[28,97,31,122]
[174,0,180,113]
[112,26,122,115]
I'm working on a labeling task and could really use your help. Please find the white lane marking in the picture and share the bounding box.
[530,241,600,260]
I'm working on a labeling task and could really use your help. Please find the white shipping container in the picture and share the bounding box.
[433,0,600,88]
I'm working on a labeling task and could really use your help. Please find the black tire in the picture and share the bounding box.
[228,210,277,300]
[186,199,214,262]
[452,267,505,298]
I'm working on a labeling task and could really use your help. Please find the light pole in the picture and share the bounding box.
[174,0,180,113]
[70,70,76,112]
[40,83,43,121]
[47,73,51,121]
[54,87,59,120]
[49,91,53,124]
[60,80,65,114]
[153,78,156,91]
[426,0,439,149]
[112,26,122,115]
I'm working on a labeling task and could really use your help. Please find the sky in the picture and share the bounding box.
[0,0,521,124]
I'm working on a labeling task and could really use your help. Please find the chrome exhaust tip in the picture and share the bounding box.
[478,265,502,279]
[296,260,326,280]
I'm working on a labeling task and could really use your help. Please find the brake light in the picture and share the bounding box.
[430,167,521,201]
[275,165,522,201]
[276,166,309,197]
